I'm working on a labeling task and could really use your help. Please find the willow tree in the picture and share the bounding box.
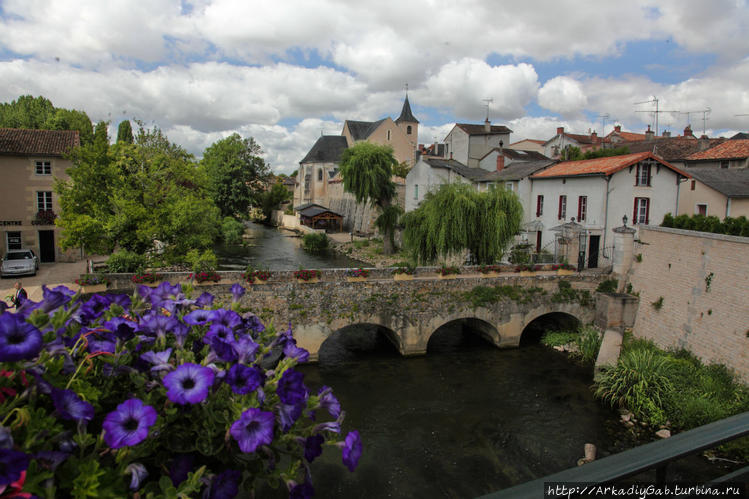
[339,142,402,254]
[402,182,523,265]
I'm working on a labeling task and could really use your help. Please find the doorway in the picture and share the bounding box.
[38,230,55,263]
[588,235,600,268]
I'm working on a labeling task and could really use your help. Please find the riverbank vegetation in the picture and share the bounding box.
[302,232,330,253]
[541,326,602,364]
[594,335,749,457]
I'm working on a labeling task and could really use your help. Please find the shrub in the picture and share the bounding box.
[576,326,602,364]
[106,250,147,273]
[651,296,664,310]
[185,249,217,273]
[0,285,360,497]
[540,330,578,347]
[302,233,329,253]
[221,216,245,245]
[596,279,618,293]
[509,243,532,264]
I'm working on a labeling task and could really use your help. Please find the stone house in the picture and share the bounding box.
[529,152,690,268]
[542,127,602,159]
[506,138,545,155]
[678,167,749,218]
[684,139,749,169]
[0,128,80,262]
[293,135,347,207]
[442,121,512,167]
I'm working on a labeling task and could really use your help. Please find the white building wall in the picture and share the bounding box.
[443,128,469,165]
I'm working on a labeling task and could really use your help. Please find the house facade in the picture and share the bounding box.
[0,128,80,262]
[543,127,602,159]
[507,139,545,155]
[678,167,749,218]
[529,152,689,268]
[684,139,749,169]
[405,157,496,212]
[293,135,348,207]
[443,121,512,167]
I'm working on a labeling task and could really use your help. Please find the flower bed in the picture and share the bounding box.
[293,269,321,282]
[242,270,271,284]
[439,265,461,277]
[74,274,109,286]
[189,271,221,284]
[478,264,502,275]
[345,268,369,279]
[514,264,542,273]
[0,283,360,497]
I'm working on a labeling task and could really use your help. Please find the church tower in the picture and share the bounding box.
[395,93,419,159]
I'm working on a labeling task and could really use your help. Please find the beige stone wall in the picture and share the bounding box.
[627,226,749,381]
[0,154,79,262]
[678,181,729,217]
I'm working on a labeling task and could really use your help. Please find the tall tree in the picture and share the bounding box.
[0,95,55,128]
[402,182,523,265]
[339,142,401,255]
[201,133,270,218]
[43,108,94,144]
[259,182,292,221]
[116,120,134,144]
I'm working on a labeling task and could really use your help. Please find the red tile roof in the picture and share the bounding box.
[0,128,80,156]
[611,131,648,142]
[686,140,749,160]
[531,151,689,179]
[509,139,545,146]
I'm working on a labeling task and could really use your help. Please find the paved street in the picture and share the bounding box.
[1,260,86,306]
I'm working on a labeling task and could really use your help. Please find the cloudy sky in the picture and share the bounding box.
[1,0,748,173]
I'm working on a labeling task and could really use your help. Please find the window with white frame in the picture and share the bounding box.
[37,191,53,212]
[505,182,513,191]
[633,197,649,224]
[35,160,51,175]
[635,162,652,186]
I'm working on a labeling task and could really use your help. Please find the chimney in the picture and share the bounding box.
[684,125,694,137]
[698,134,711,151]
[662,130,671,138]
[484,118,491,132]
[557,126,564,136]
[496,153,505,172]
[614,125,621,133]
[591,131,598,143]
[645,125,654,141]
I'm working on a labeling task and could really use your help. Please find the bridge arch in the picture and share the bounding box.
[519,310,581,346]
[318,322,402,362]
[426,317,500,352]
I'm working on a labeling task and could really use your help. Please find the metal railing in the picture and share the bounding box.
[477,411,749,498]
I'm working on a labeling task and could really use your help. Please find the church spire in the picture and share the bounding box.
[396,94,419,124]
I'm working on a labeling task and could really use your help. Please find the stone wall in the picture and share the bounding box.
[627,225,749,381]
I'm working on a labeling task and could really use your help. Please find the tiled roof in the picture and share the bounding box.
[610,131,648,141]
[730,132,749,140]
[490,160,557,181]
[531,152,689,179]
[686,140,749,160]
[478,147,549,162]
[621,137,725,162]
[455,123,513,135]
[300,136,348,164]
[0,128,80,156]
[423,158,493,181]
[344,119,386,141]
[395,96,419,124]
[509,139,545,146]
[688,167,749,198]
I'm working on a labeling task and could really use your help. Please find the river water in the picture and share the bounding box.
[215,222,366,270]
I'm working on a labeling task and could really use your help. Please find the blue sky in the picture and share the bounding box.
[0,0,747,173]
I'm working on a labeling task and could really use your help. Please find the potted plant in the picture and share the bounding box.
[515,264,538,276]
[439,265,461,279]
[552,263,576,275]
[478,264,502,277]
[392,264,415,281]
[131,272,164,286]
[242,266,271,285]
[345,268,369,282]
[189,271,221,285]
[293,269,321,283]
[74,273,109,293]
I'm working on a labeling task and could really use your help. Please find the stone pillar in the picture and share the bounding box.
[612,223,636,276]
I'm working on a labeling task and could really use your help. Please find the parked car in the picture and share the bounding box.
[1,249,38,277]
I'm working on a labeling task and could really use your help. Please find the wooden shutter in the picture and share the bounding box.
[633,197,638,224]
[558,196,563,219]
[635,163,640,185]
[645,198,650,225]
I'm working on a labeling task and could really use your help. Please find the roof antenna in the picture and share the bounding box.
[482,98,494,121]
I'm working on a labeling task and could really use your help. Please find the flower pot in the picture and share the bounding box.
[346,277,367,282]
[393,273,413,281]
[557,269,575,276]
[79,284,107,294]
[439,274,458,279]
[193,280,219,286]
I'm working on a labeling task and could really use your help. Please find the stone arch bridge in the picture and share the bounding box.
[226,270,632,362]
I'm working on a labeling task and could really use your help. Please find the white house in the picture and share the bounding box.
[529,152,690,268]
[405,157,497,212]
[443,121,512,167]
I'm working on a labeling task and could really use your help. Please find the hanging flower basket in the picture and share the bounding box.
[438,265,461,279]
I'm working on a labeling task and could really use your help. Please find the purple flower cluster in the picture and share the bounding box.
[0,281,361,498]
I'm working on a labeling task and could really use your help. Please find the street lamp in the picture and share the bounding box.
[622,214,628,227]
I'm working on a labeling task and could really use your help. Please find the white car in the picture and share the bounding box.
[1,249,39,277]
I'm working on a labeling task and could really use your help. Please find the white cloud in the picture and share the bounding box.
[538,77,588,116]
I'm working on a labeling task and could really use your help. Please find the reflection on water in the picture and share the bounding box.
[214,222,366,270]
[299,323,623,498]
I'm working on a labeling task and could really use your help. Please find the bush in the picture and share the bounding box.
[221,216,245,245]
[302,233,329,253]
[596,279,618,293]
[662,212,749,236]
[509,243,532,264]
[185,248,218,273]
[541,330,578,347]
[576,326,602,364]
[106,250,147,273]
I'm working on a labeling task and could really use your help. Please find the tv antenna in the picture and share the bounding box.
[634,97,679,137]
[597,113,610,136]
[681,108,711,135]
[482,98,494,121]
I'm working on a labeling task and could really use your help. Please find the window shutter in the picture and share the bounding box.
[558,196,563,219]
[635,164,640,185]
[633,197,638,224]
[647,164,652,186]
[645,198,650,225]
[577,196,582,221]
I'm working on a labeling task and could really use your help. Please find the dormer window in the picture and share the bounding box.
[635,162,651,186]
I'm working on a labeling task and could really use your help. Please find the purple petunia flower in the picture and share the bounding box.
[125,462,148,491]
[51,388,94,423]
[102,398,158,449]
[231,335,259,364]
[0,312,43,362]
[317,386,342,419]
[289,478,314,499]
[34,450,69,471]
[304,434,324,463]
[230,283,245,303]
[37,284,74,313]
[204,324,235,344]
[182,309,212,326]
[277,369,307,406]
[208,469,241,499]
[230,408,274,453]
[341,430,362,472]
[241,312,265,334]
[75,294,112,325]
[208,309,242,329]
[0,448,29,487]
[283,341,309,363]
[85,329,116,354]
[194,292,214,308]
[224,364,264,395]
[163,363,214,405]
[209,336,237,362]
[102,317,137,341]
[140,348,173,374]
[169,453,195,487]
[278,402,305,432]
[138,311,180,342]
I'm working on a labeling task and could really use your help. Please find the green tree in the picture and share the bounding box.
[560,145,583,161]
[259,182,292,221]
[339,142,401,255]
[0,95,55,128]
[201,133,271,218]
[116,120,134,144]
[392,161,411,178]
[44,108,94,145]
[582,146,630,159]
[402,182,523,265]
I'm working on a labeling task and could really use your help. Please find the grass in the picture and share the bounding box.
[541,325,602,364]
